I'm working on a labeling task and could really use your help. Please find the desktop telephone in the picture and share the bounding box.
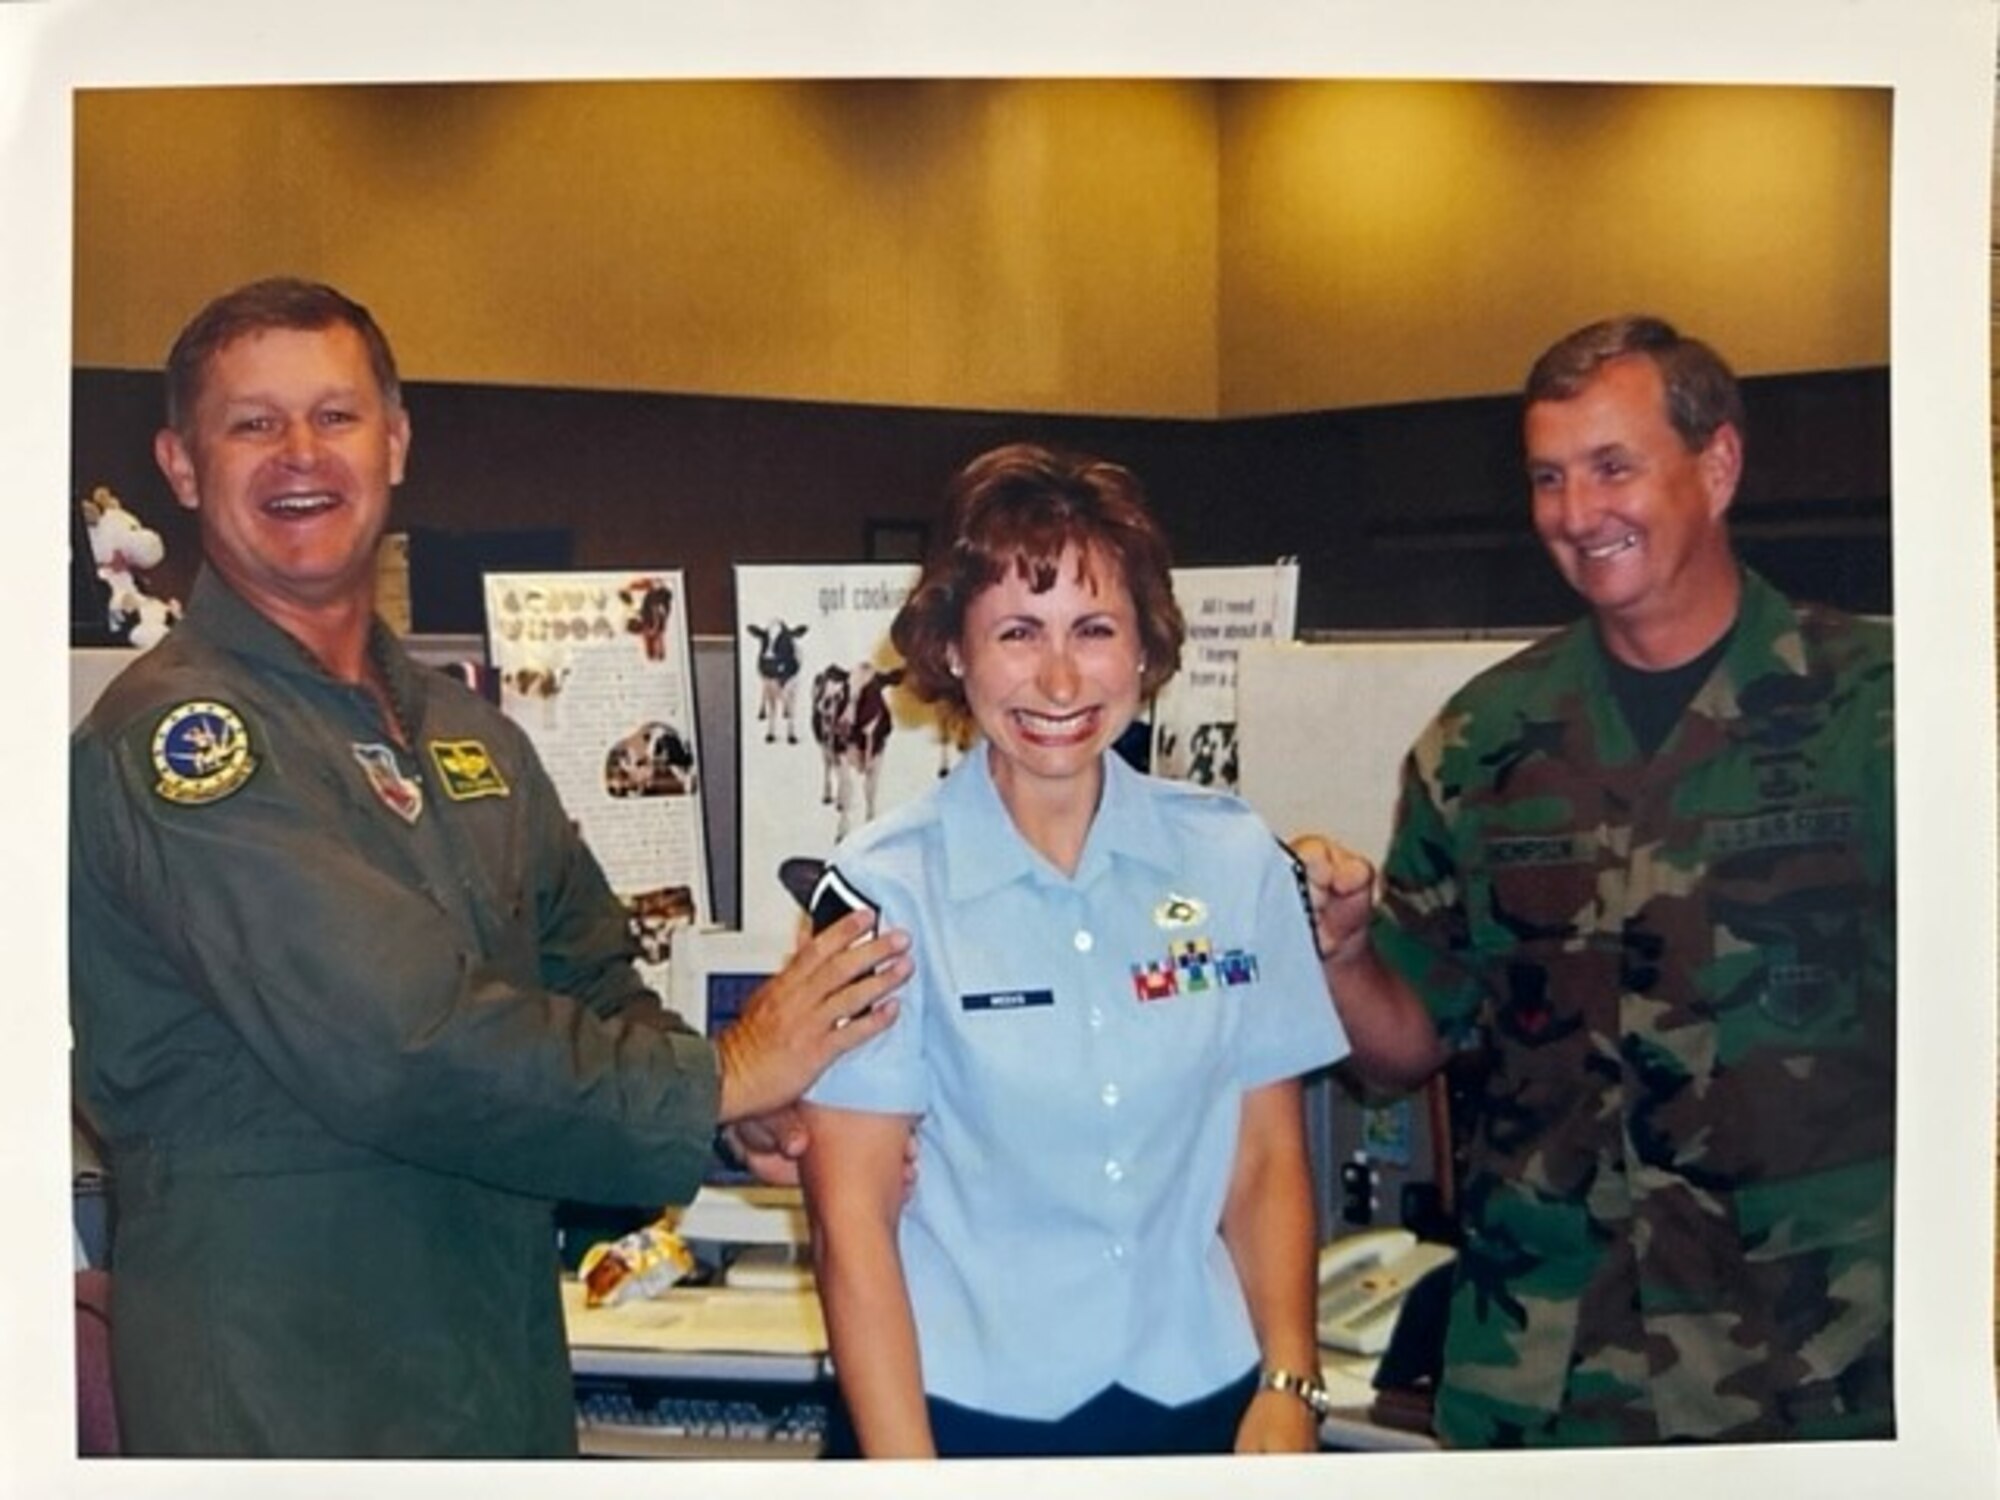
[1316,1228,1455,1356]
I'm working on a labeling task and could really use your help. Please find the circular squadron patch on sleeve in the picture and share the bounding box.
[151,700,258,805]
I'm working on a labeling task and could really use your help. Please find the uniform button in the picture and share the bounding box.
[1103,1158,1124,1183]
[1073,929,1094,953]
[1101,1083,1120,1107]
[1107,1242,1128,1265]
[1088,1006,1105,1031]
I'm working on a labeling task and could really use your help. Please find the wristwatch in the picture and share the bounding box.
[1260,1366,1332,1417]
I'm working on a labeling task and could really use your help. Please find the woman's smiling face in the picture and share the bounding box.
[951,542,1144,815]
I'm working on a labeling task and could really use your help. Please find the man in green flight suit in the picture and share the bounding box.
[69,277,913,1457]
[1297,315,1894,1446]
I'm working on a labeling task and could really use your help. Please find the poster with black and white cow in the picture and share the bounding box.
[1150,562,1299,794]
[484,569,711,1002]
[733,563,961,939]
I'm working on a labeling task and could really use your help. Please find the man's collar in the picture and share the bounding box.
[1722,567,1809,675]
[183,568,321,674]
[1573,563,1798,673]
[184,566,418,704]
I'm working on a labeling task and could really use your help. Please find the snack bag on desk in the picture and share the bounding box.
[579,1220,696,1307]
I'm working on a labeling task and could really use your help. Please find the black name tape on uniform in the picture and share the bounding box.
[1486,834,1590,868]
[961,989,1055,1013]
[1704,805,1857,858]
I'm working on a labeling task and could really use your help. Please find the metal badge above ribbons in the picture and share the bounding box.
[1153,892,1207,929]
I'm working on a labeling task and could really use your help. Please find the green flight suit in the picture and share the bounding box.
[70,570,722,1456]
[1371,569,1895,1447]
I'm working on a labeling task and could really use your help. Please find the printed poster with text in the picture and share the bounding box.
[1150,562,1300,793]
[734,563,960,939]
[484,569,711,1003]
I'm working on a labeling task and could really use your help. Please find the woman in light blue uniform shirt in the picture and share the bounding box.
[800,443,1348,1458]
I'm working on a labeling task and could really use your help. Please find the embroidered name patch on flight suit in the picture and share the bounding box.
[428,739,511,801]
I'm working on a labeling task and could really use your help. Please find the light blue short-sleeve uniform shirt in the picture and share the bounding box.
[807,741,1347,1420]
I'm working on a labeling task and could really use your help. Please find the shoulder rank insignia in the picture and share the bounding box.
[428,739,510,801]
[1154,892,1207,929]
[152,700,257,805]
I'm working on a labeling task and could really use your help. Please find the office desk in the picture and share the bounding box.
[564,1281,1439,1458]
[562,1277,827,1370]
[563,1278,834,1458]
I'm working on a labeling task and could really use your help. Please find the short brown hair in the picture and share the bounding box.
[1524,314,1744,453]
[891,442,1186,713]
[164,277,402,435]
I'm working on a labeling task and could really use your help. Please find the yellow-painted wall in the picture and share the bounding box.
[73,79,1887,417]
[1219,82,1891,410]
[75,80,1221,416]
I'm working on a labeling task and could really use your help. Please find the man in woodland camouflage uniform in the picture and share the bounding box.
[1296,315,1894,1447]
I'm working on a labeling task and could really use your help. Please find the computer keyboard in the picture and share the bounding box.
[575,1374,831,1459]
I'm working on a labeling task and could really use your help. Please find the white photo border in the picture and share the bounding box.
[8,3,1993,1498]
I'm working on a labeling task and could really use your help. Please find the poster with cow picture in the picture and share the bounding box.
[1150,561,1300,794]
[484,570,711,999]
[734,563,965,939]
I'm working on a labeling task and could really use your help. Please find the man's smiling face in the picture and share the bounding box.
[1525,352,1740,665]
[155,321,410,623]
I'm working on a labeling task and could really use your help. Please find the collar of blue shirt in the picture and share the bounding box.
[939,740,1182,901]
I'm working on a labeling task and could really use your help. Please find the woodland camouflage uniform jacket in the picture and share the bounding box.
[1371,568,1894,1447]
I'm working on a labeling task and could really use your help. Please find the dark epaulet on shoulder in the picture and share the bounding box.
[806,862,882,936]
[1275,834,1319,941]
